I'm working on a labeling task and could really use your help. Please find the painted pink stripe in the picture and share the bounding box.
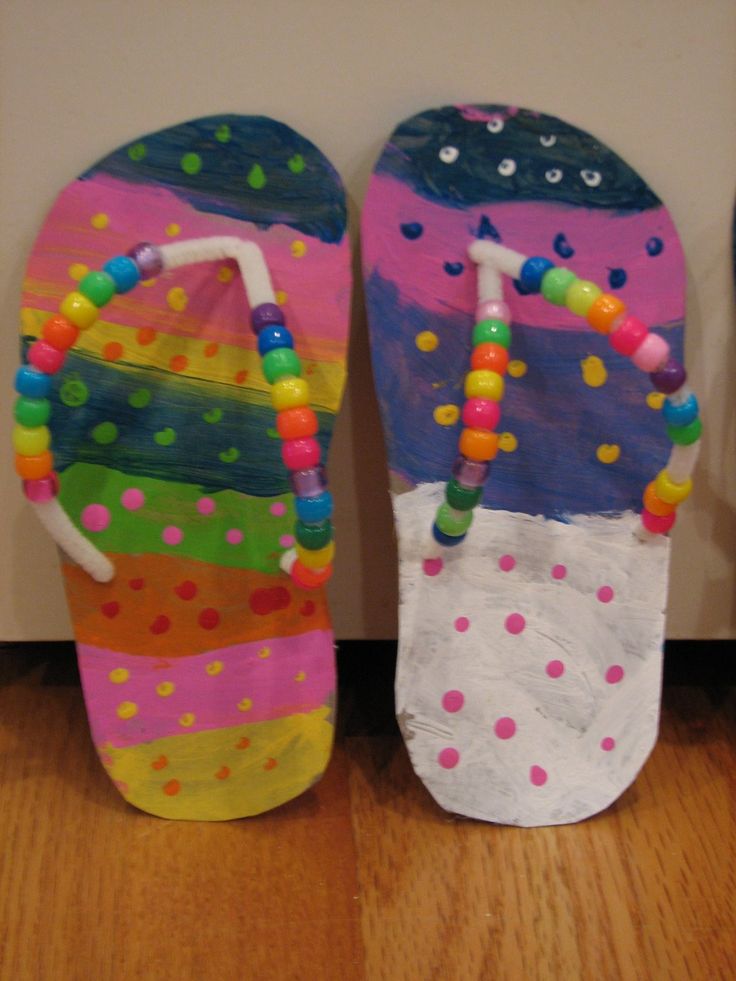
[78,629,334,749]
[363,173,684,328]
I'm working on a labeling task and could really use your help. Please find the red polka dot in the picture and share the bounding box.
[454,616,470,632]
[300,600,316,616]
[546,659,565,678]
[198,608,221,630]
[601,737,616,751]
[235,370,248,384]
[605,665,625,684]
[551,564,567,580]
[204,342,219,358]
[505,612,525,634]
[249,587,291,616]
[137,327,156,346]
[101,601,120,619]
[170,354,189,373]
[423,557,444,576]
[498,554,516,572]
[128,578,145,590]
[174,580,197,601]
[441,690,465,713]
[149,615,171,635]
[163,779,181,796]
[494,717,516,739]
[597,585,614,603]
[530,765,548,787]
[103,341,123,362]
[438,747,460,769]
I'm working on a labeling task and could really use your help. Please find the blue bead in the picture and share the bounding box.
[103,256,140,293]
[258,325,293,356]
[432,524,466,547]
[295,491,333,524]
[519,256,555,293]
[15,365,52,398]
[662,393,699,427]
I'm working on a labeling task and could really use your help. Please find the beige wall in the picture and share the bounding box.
[1,0,734,640]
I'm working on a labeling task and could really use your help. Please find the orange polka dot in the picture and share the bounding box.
[235,370,248,384]
[170,354,189,372]
[163,779,181,796]
[204,342,219,358]
[137,327,156,346]
[215,766,231,780]
[263,757,278,771]
[236,737,251,750]
[103,342,124,362]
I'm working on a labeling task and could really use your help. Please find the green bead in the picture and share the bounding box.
[541,268,577,306]
[472,319,511,349]
[14,395,51,427]
[666,418,702,446]
[295,519,333,550]
[78,270,116,307]
[445,479,482,511]
[262,347,302,384]
[436,502,473,536]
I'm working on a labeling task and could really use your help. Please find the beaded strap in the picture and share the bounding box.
[432,241,700,544]
[13,237,334,589]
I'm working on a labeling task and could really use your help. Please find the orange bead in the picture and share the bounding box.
[15,450,54,480]
[42,315,80,352]
[470,342,509,375]
[643,481,676,516]
[292,560,333,589]
[458,427,499,462]
[587,294,626,334]
[276,406,318,440]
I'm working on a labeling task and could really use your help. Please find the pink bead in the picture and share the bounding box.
[476,299,511,324]
[631,333,670,372]
[27,340,65,374]
[22,472,60,503]
[641,508,676,534]
[282,436,320,471]
[461,397,500,431]
[609,316,648,356]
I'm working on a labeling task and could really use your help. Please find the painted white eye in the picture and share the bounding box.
[545,168,563,184]
[580,169,602,187]
[497,158,517,177]
[439,145,459,164]
[540,134,557,148]
[486,118,504,134]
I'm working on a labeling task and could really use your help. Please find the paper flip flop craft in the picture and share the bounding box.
[15,115,351,819]
[363,105,700,826]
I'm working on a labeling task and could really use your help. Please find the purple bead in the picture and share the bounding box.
[252,302,284,334]
[126,242,164,279]
[650,357,686,394]
[451,455,490,489]
[288,464,327,497]
[23,472,60,503]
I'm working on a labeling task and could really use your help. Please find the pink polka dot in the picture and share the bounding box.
[120,488,145,511]
[551,564,567,580]
[498,554,516,572]
[530,765,548,787]
[597,585,614,603]
[546,659,565,679]
[438,747,460,769]
[226,529,244,545]
[454,616,470,633]
[441,690,465,713]
[494,717,516,739]
[81,504,110,533]
[279,534,295,548]
[605,665,625,684]
[423,557,444,577]
[601,737,616,752]
[197,497,216,516]
[270,502,287,517]
[162,526,183,546]
[505,612,525,635]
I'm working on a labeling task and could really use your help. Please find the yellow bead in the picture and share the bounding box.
[271,377,310,411]
[464,369,504,401]
[654,469,692,505]
[295,540,335,569]
[59,291,99,330]
[566,280,602,317]
[12,424,51,456]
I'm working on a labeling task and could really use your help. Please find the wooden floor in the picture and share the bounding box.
[0,650,734,981]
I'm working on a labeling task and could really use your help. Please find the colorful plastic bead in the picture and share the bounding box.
[262,347,301,384]
[294,490,333,523]
[650,357,686,395]
[464,370,504,402]
[609,316,648,356]
[27,340,65,374]
[518,256,555,293]
[15,450,53,480]
[654,470,692,505]
[271,377,310,411]
[15,365,52,398]
[641,509,676,534]
[459,427,499,462]
[541,268,576,305]
[643,482,675,517]
[289,465,327,498]
[251,302,284,334]
[59,291,99,330]
[103,256,140,293]
[662,393,698,427]
[12,424,50,456]
[276,407,318,440]
[452,455,490,488]
[587,294,626,334]
[565,280,602,317]
[258,325,294,356]
[291,560,332,589]
[295,519,333,550]
[14,396,50,427]
[78,271,116,307]
[470,343,509,374]
[22,472,60,503]
[432,524,466,547]
[282,437,320,471]
[631,333,669,372]
[476,299,511,323]
[296,540,335,569]
[472,319,511,349]
[461,397,500,432]
[42,315,79,351]
[127,242,164,279]
[666,418,702,446]
[435,502,473,536]
[446,479,482,511]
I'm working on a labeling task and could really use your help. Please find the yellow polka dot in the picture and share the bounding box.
[167,287,188,312]
[205,660,224,676]
[257,646,271,659]
[116,701,138,720]
[498,432,518,453]
[294,671,307,682]
[156,681,175,697]
[596,444,621,464]
[275,290,288,305]
[90,213,109,230]
[508,360,528,378]
[68,263,89,282]
[140,278,157,288]
[647,392,665,410]
[178,712,196,728]
[433,404,460,426]
[165,223,181,237]
[217,266,234,283]
[237,698,253,713]
[581,355,607,388]
[108,668,130,684]
[290,240,307,258]
[416,330,439,352]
